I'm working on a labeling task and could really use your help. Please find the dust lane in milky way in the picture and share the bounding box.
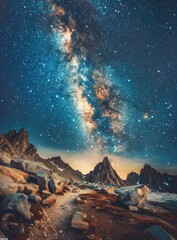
[50,3,127,154]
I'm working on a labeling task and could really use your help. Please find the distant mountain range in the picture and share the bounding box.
[126,164,177,193]
[0,129,177,193]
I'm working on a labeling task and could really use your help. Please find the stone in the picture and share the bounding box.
[72,187,80,193]
[48,178,63,194]
[71,211,89,230]
[17,183,25,193]
[0,193,31,220]
[28,194,42,203]
[24,183,39,195]
[144,225,176,240]
[41,190,52,199]
[11,159,52,175]
[129,206,139,212]
[42,194,56,206]
[0,154,11,165]
[0,165,29,183]
[115,184,150,208]
[76,197,85,204]
[37,171,49,190]
[0,174,18,196]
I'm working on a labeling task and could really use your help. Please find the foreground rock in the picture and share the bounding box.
[28,194,42,203]
[24,183,39,195]
[37,171,49,190]
[0,165,29,183]
[11,159,52,175]
[71,212,89,230]
[48,178,63,194]
[42,194,56,206]
[115,184,150,208]
[0,193,31,220]
[0,174,18,196]
[144,225,176,240]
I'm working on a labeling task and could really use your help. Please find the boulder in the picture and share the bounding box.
[41,190,52,199]
[37,171,48,190]
[24,183,39,195]
[71,212,89,230]
[0,165,29,183]
[76,197,85,204]
[48,178,63,194]
[11,159,52,175]
[17,183,25,193]
[42,194,56,206]
[28,194,42,203]
[0,174,18,196]
[0,193,31,220]
[144,225,176,240]
[115,184,150,208]
[0,154,11,165]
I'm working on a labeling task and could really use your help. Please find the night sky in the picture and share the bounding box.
[0,0,177,177]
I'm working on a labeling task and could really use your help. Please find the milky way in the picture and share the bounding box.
[0,0,177,173]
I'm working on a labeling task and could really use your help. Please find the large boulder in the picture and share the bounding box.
[71,212,89,230]
[0,165,29,183]
[42,194,56,206]
[0,193,31,220]
[41,190,52,199]
[115,184,150,208]
[11,159,52,175]
[0,174,18,196]
[48,178,63,194]
[24,183,39,195]
[37,171,48,190]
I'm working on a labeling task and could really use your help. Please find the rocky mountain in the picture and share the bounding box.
[0,128,38,160]
[85,156,125,187]
[0,129,81,180]
[126,164,177,194]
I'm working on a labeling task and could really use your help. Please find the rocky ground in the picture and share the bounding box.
[1,164,177,240]
[0,129,177,240]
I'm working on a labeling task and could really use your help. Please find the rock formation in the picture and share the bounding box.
[126,164,177,194]
[85,156,125,187]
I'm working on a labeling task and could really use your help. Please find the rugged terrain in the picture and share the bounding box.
[0,129,177,240]
[126,164,177,193]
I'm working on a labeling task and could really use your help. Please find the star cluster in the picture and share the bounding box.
[0,0,177,171]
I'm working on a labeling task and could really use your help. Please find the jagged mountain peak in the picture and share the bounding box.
[85,156,125,187]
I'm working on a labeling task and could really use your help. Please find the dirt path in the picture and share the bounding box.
[45,188,94,240]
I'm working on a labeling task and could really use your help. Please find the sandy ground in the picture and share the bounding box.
[45,188,94,240]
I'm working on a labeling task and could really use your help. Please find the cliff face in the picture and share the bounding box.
[126,171,139,186]
[0,128,37,158]
[85,156,125,187]
[126,164,177,194]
